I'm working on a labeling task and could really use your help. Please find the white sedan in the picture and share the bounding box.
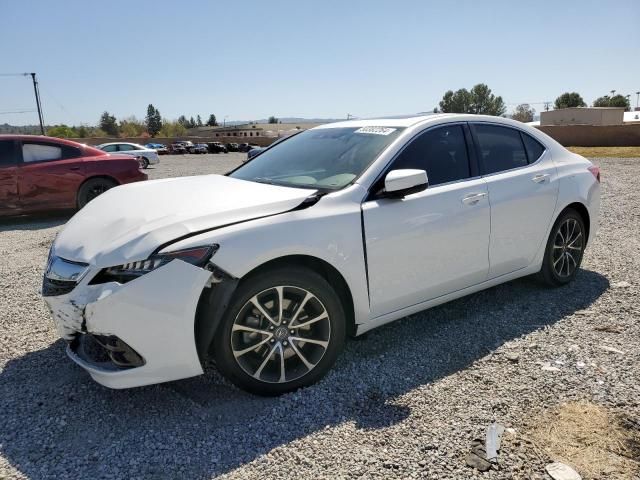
[96,142,160,169]
[43,114,600,395]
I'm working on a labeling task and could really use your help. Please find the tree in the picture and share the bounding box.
[206,114,217,126]
[554,92,586,109]
[99,111,119,136]
[196,115,203,127]
[593,94,631,110]
[189,116,196,128]
[268,116,279,124]
[438,84,505,116]
[159,119,187,137]
[511,103,535,123]
[119,116,146,137]
[47,125,76,138]
[178,115,189,128]
[145,104,162,137]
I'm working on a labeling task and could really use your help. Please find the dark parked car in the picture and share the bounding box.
[237,143,256,153]
[145,143,169,155]
[0,135,147,215]
[207,142,228,153]
[225,142,239,152]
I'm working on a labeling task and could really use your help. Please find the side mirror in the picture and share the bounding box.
[382,169,428,198]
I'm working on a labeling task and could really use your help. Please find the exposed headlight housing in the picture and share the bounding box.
[91,245,218,284]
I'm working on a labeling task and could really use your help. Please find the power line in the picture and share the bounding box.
[0,109,38,115]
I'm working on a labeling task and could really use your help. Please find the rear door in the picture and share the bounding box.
[0,139,19,214]
[362,123,491,316]
[470,123,558,278]
[18,140,87,211]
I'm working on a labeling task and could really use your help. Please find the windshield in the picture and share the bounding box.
[230,126,404,189]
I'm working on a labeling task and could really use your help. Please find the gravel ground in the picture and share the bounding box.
[0,155,638,480]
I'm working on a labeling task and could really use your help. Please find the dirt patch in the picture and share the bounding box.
[525,401,640,479]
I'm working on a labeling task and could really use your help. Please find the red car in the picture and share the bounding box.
[0,135,147,216]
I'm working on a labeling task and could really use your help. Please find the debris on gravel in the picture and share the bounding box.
[1,156,639,479]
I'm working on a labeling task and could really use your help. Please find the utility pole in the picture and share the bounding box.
[30,73,45,135]
[544,101,551,111]
[636,91,640,110]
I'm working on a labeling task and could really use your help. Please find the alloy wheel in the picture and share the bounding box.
[552,218,583,278]
[231,286,331,384]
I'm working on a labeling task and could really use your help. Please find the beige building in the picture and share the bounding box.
[189,122,325,139]
[541,107,624,126]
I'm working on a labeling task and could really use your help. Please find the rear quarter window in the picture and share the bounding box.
[521,133,545,163]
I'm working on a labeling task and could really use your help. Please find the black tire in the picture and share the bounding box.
[212,266,346,396]
[141,157,150,169]
[77,178,117,209]
[538,208,586,287]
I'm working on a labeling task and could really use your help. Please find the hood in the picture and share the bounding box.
[54,175,316,267]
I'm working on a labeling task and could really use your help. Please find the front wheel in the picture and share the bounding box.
[212,267,346,395]
[538,209,586,286]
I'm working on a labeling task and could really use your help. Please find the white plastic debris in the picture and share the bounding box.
[599,345,625,354]
[485,423,505,463]
[545,462,582,480]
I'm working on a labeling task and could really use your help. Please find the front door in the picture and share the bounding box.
[362,124,491,317]
[0,139,19,214]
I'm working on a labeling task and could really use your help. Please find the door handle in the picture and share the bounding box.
[462,192,487,205]
[532,173,550,183]
[69,166,81,171]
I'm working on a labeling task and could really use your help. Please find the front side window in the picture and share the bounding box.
[230,126,405,190]
[473,124,528,174]
[391,125,470,186]
[0,140,17,166]
[22,143,62,163]
[102,144,118,152]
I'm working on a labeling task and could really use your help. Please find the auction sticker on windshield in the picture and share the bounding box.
[354,126,397,135]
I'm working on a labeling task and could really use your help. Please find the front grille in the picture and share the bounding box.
[71,333,145,369]
[42,277,76,297]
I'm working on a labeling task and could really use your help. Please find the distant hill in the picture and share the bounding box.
[226,117,344,126]
[0,123,42,134]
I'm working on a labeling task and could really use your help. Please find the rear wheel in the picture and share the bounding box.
[77,178,117,209]
[538,209,586,286]
[212,267,346,395]
[140,157,150,169]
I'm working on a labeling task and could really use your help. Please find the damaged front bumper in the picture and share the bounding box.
[43,259,213,389]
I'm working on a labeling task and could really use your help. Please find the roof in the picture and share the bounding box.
[312,114,454,129]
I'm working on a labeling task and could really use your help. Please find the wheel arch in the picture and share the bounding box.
[194,254,357,360]
[558,201,591,244]
[239,255,356,336]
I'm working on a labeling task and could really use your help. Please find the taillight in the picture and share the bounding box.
[588,165,600,183]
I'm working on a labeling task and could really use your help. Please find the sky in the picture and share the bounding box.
[1,0,639,126]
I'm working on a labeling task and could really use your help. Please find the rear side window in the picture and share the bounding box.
[473,124,528,174]
[392,125,470,186]
[0,140,17,166]
[521,133,545,163]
